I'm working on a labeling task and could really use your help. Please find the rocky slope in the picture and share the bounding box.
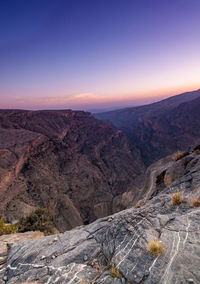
[0,231,44,267]
[94,89,200,165]
[1,147,200,283]
[0,110,144,231]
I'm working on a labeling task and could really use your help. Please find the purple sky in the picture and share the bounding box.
[0,0,200,110]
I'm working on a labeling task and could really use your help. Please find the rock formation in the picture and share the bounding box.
[1,148,200,283]
[0,110,144,231]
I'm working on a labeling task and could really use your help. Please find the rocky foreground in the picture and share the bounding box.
[1,150,200,283]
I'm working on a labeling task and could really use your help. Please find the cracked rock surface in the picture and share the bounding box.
[1,151,200,284]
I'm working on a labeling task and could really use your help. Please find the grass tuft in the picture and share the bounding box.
[147,240,164,257]
[110,265,122,278]
[171,192,183,206]
[134,202,140,208]
[173,151,188,161]
[191,197,200,207]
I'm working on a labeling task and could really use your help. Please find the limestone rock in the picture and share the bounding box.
[1,151,200,283]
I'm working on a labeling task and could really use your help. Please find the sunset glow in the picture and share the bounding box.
[0,0,200,110]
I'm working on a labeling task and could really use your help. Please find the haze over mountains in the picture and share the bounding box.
[95,89,200,165]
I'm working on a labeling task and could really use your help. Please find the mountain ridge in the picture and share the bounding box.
[94,88,200,120]
[94,89,200,165]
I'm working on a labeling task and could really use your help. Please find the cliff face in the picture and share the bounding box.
[1,148,200,284]
[94,89,200,165]
[0,110,144,231]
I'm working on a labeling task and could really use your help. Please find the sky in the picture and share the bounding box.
[0,0,200,111]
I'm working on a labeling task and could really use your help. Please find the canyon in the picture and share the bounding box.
[0,109,143,231]
[1,90,200,283]
[95,89,200,165]
[1,145,200,283]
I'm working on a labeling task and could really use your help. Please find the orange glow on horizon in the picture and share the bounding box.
[0,84,199,110]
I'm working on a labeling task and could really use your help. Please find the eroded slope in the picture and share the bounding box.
[1,149,200,284]
[0,110,144,231]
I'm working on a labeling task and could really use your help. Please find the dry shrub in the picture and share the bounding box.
[173,151,188,161]
[191,197,200,207]
[134,202,140,208]
[171,192,183,206]
[0,219,18,235]
[147,240,164,257]
[110,265,122,278]
[19,208,54,235]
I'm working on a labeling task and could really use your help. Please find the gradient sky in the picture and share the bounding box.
[0,0,200,110]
